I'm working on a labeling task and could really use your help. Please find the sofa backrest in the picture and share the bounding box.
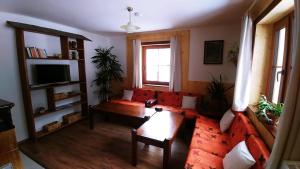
[229,113,259,148]
[131,88,156,103]
[246,135,270,169]
[157,91,183,107]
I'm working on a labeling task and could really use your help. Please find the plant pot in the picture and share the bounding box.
[266,112,279,126]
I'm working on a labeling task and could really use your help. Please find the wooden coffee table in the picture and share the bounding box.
[131,111,184,169]
[89,102,157,129]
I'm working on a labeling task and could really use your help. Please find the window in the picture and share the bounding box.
[267,15,292,103]
[142,41,171,86]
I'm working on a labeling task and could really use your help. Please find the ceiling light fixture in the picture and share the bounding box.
[121,6,140,33]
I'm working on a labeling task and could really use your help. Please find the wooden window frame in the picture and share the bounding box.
[266,14,292,103]
[142,42,171,86]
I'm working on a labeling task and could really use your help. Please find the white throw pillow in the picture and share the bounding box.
[220,109,235,133]
[182,96,197,109]
[223,141,256,169]
[122,90,133,101]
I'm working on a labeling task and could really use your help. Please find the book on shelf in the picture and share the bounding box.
[25,47,48,58]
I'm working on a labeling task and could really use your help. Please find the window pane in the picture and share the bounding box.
[146,49,159,66]
[269,28,286,103]
[146,65,158,81]
[275,28,286,67]
[158,66,170,82]
[158,48,171,66]
[271,68,283,103]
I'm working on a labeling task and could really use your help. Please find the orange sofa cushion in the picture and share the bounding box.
[157,91,183,107]
[246,135,270,169]
[185,148,223,169]
[229,113,259,148]
[131,88,156,103]
[190,128,231,157]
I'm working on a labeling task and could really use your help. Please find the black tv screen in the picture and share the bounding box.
[35,64,71,84]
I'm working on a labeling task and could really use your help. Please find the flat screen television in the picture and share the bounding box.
[35,64,71,85]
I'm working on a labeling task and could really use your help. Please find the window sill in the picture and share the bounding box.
[247,105,277,150]
[143,84,169,87]
[142,84,169,91]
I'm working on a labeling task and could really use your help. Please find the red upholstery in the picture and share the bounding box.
[229,113,259,147]
[186,112,269,168]
[157,91,183,107]
[131,88,156,103]
[195,115,221,134]
[190,128,231,157]
[246,135,270,169]
[185,148,223,169]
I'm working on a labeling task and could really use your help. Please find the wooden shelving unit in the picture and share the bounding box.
[7,21,91,140]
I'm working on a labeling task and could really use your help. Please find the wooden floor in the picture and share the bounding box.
[20,117,189,169]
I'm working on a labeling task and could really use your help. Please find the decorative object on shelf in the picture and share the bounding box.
[69,41,77,49]
[43,121,62,132]
[200,74,233,119]
[155,107,163,112]
[63,112,81,124]
[35,107,46,115]
[228,43,239,66]
[71,51,79,59]
[255,95,284,125]
[92,46,123,102]
[204,40,224,64]
[121,6,141,33]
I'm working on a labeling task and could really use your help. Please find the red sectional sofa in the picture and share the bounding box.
[111,88,156,107]
[185,113,270,169]
[111,89,199,119]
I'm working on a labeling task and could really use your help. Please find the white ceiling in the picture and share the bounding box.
[0,0,253,34]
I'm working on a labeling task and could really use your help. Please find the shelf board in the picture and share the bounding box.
[27,57,81,61]
[69,48,84,51]
[30,81,83,90]
[36,116,86,138]
[54,92,83,101]
[34,101,84,118]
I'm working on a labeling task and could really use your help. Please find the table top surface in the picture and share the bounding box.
[94,102,156,119]
[136,111,184,142]
[0,99,14,109]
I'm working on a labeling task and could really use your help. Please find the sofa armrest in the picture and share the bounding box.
[145,99,157,108]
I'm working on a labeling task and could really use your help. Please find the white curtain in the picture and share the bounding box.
[232,14,253,111]
[132,39,142,88]
[169,37,181,91]
[267,1,300,168]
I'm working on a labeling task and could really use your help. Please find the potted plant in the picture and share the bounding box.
[200,75,233,119]
[255,95,284,125]
[91,46,123,102]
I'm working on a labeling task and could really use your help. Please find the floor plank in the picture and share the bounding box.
[20,118,189,169]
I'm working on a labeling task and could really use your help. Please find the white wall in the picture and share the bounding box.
[109,35,127,76]
[0,11,113,141]
[189,24,241,83]
[107,25,241,83]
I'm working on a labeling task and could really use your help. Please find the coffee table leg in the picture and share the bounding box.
[163,139,171,169]
[131,129,137,166]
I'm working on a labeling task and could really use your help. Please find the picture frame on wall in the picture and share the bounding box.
[204,40,224,64]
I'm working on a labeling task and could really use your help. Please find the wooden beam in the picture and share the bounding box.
[7,21,91,41]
